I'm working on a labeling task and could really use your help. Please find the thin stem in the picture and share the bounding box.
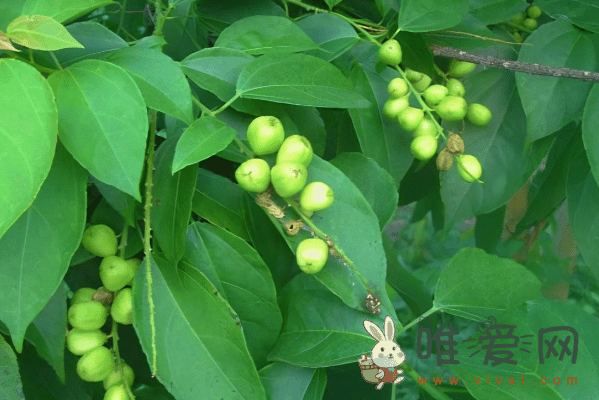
[144,109,158,376]
[192,96,214,117]
[403,363,454,400]
[212,93,241,115]
[49,52,62,70]
[235,138,254,158]
[284,197,375,295]
[391,383,396,399]
[116,0,127,35]
[118,225,129,258]
[111,320,136,399]
[397,306,439,335]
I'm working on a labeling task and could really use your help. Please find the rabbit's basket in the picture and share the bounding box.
[360,363,379,383]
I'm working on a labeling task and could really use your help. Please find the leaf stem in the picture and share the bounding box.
[212,93,241,115]
[49,52,62,70]
[397,306,439,335]
[144,109,158,377]
[111,320,136,399]
[117,0,128,36]
[192,96,215,117]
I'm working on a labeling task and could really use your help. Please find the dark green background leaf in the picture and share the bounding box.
[0,335,24,400]
[398,0,468,32]
[259,362,327,400]
[582,84,599,188]
[536,0,599,33]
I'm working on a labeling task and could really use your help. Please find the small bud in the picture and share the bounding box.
[436,149,454,171]
[446,133,465,155]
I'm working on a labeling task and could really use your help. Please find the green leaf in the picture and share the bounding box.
[259,362,327,400]
[181,48,254,101]
[107,47,194,125]
[6,15,84,51]
[0,144,86,352]
[583,84,599,188]
[21,0,114,24]
[197,0,285,27]
[451,299,599,399]
[394,32,436,78]
[91,178,136,227]
[0,335,23,400]
[237,53,369,108]
[184,223,283,367]
[23,283,68,383]
[47,59,148,201]
[567,152,599,281]
[536,0,599,33]
[161,0,207,61]
[0,31,19,51]
[474,205,505,254]
[516,21,595,141]
[296,13,358,61]
[397,0,468,32]
[433,248,542,321]
[0,0,26,31]
[0,59,57,240]
[172,116,237,172]
[325,0,344,8]
[440,66,548,227]
[330,153,398,230]
[469,0,528,25]
[192,168,250,241]
[152,135,198,266]
[132,255,266,400]
[268,273,396,366]
[347,45,414,188]
[215,16,317,55]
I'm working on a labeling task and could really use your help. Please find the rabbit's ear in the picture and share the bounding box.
[364,320,385,342]
[384,316,395,342]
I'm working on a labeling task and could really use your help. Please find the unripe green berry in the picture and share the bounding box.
[71,287,97,305]
[68,301,108,330]
[457,154,483,182]
[445,78,465,97]
[270,162,308,198]
[235,158,271,193]
[379,39,402,66]
[111,288,133,325]
[523,18,538,30]
[511,12,526,24]
[410,135,438,161]
[66,329,107,356]
[405,68,422,82]
[276,135,313,167]
[467,103,493,126]
[527,5,542,19]
[103,363,135,390]
[423,85,448,107]
[100,256,136,292]
[383,96,409,119]
[299,182,334,212]
[412,74,432,93]
[513,31,522,42]
[387,78,409,98]
[414,118,437,137]
[104,386,128,400]
[125,258,141,286]
[397,107,424,132]
[435,96,468,121]
[76,346,115,382]
[296,238,328,274]
[81,225,118,258]
[448,60,476,78]
[247,116,285,155]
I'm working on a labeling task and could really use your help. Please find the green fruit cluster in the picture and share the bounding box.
[509,5,542,41]
[68,226,137,397]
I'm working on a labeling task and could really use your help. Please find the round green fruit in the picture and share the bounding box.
[423,85,448,107]
[72,287,97,305]
[405,68,422,82]
[296,238,328,274]
[445,78,465,97]
[467,103,492,126]
[414,118,437,137]
[527,5,542,18]
[383,96,409,119]
[398,107,424,132]
[66,329,107,356]
[448,60,476,78]
[111,288,133,325]
[235,158,271,193]
[276,135,313,167]
[104,363,135,390]
[299,182,334,212]
[457,155,483,182]
[387,78,409,98]
[246,116,285,155]
[511,12,526,24]
[411,135,438,161]
[100,256,136,292]
[435,96,468,121]
[125,258,141,286]
[76,346,115,382]
[68,301,108,330]
[270,162,308,198]
[523,18,538,30]
[81,225,118,258]
[412,74,432,93]
[104,386,128,400]
[379,39,402,66]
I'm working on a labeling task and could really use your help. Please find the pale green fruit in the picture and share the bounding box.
[413,118,437,137]
[412,74,431,93]
[111,288,133,325]
[423,85,448,107]
[527,5,542,18]
[397,107,424,132]
[71,287,96,305]
[103,363,135,390]
[66,329,107,356]
[99,256,136,292]
[405,68,422,82]
[383,96,409,119]
[270,162,308,198]
[76,346,115,382]
[387,78,409,98]
[299,182,334,212]
[296,238,328,274]
[448,60,476,77]
[68,301,108,330]
[523,18,538,30]
[445,78,465,97]
[467,103,492,126]
[247,116,285,155]
[457,155,483,182]
[125,258,141,286]
[411,136,438,161]
[379,39,402,66]
[104,386,128,400]
[235,158,271,193]
[81,225,118,258]
[276,135,313,167]
[435,96,468,121]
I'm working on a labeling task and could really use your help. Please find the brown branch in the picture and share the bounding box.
[430,45,599,82]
